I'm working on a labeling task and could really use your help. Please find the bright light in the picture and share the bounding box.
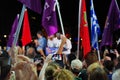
[4,35,7,38]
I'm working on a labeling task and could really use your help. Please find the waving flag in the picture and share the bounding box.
[42,0,58,36]
[101,0,120,47]
[18,0,42,14]
[7,15,19,47]
[90,0,101,50]
[80,0,91,57]
[21,10,32,46]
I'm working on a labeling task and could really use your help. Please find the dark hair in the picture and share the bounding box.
[0,65,11,80]
[85,52,98,66]
[103,60,114,72]
[37,31,43,36]
[89,67,108,80]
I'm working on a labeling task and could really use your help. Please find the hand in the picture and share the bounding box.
[44,54,53,63]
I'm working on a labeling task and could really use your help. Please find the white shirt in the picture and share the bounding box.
[47,38,56,48]
[54,38,72,55]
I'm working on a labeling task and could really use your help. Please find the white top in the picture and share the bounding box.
[47,38,58,48]
[54,38,72,55]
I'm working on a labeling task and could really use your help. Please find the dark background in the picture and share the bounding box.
[0,0,120,47]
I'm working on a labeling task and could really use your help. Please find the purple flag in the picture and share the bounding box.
[101,0,120,47]
[18,0,42,14]
[42,0,58,36]
[7,15,19,47]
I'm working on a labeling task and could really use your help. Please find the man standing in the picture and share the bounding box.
[55,33,72,55]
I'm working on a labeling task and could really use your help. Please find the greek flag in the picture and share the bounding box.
[90,0,101,50]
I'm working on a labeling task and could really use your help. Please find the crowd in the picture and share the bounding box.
[0,31,120,80]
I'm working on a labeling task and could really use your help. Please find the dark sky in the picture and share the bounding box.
[0,0,120,38]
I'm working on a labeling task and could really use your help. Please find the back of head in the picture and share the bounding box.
[54,69,74,80]
[87,62,103,74]
[56,33,61,39]
[71,59,82,72]
[103,60,114,72]
[37,31,43,36]
[85,52,98,67]
[112,69,120,80]
[45,62,59,80]
[89,67,108,80]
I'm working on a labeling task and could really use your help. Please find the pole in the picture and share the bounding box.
[13,5,26,46]
[56,0,65,35]
[96,30,101,61]
[77,0,82,59]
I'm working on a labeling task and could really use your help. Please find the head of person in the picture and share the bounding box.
[85,51,98,67]
[103,60,114,74]
[87,62,103,74]
[53,69,74,80]
[45,62,60,80]
[56,33,61,40]
[37,31,43,38]
[88,67,108,80]
[112,69,120,80]
[26,47,36,59]
[71,59,83,75]
[48,35,55,40]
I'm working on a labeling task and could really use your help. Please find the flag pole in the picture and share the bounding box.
[77,0,82,59]
[56,0,65,35]
[96,31,101,61]
[13,5,26,46]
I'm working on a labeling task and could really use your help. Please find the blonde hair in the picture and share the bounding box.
[87,62,103,73]
[53,69,74,80]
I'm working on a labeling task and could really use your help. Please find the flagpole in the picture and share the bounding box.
[77,0,82,59]
[13,5,26,46]
[56,0,65,35]
[96,31,101,61]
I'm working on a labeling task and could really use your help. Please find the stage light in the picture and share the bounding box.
[4,35,7,38]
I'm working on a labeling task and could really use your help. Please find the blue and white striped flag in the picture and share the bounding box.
[90,0,101,50]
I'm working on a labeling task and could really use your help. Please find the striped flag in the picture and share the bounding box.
[90,0,101,50]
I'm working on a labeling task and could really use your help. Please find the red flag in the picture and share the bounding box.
[80,0,91,57]
[21,10,32,46]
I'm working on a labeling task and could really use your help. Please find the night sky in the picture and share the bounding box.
[0,0,120,46]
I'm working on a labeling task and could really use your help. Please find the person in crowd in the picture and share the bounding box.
[46,35,58,55]
[88,67,108,80]
[115,56,120,70]
[0,49,11,80]
[87,62,108,80]
[45,62,60,80]
[71,59,82,80]
[112,69,120,80]
[84,51,98,67]
[26,47,36,60]
[55,32,72,55]
[53,69,74,80]
[35,31,47,58]
[103,60,114,80]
